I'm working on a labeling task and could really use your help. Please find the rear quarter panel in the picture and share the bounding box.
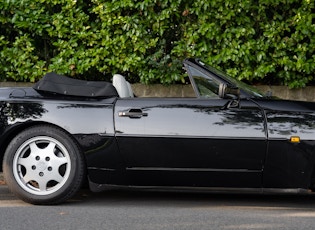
[0,93,122,182]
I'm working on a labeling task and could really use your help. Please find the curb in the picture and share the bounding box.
[1,82,315,101]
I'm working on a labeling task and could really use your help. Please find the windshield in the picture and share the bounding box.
[197,60,265,98]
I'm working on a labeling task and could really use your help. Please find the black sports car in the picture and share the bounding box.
[1,58,315,205]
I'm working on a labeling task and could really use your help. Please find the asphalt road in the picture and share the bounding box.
[1,184,315,230]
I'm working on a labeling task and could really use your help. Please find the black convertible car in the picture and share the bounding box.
[1,58,315,205]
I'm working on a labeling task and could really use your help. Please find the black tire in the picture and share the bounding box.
[3,125,85,205]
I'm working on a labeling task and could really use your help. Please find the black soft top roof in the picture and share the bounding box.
[33,72,118,98]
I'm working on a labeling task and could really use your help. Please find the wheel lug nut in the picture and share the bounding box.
[48,167,52,171]
[39,172,44,177]
[36,156,40,161]
[45,157,50,161]
[32,166,36,170]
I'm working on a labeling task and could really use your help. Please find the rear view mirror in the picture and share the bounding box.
[218,83,240,99]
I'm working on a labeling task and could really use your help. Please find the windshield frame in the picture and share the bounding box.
[184,58,266,99]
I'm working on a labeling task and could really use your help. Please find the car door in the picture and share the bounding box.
[114,97,266,188]
[114,62,267,189]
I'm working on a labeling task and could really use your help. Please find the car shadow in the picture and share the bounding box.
[68,188,315,210]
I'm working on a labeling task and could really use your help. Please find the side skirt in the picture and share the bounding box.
[89,180,310,195]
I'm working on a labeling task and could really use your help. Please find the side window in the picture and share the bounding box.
[187,66,220,98]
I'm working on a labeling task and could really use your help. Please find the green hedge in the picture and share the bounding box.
[0,0,314,88]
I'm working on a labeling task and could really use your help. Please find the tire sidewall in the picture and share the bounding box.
[3,125,84,204]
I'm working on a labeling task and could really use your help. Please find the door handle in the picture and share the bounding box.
[118,109,148,118]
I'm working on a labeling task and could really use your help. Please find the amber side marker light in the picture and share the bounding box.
[290,136,300,143]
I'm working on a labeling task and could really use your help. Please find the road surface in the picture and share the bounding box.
[1,184,315,230]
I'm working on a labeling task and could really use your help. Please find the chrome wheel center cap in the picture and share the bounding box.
[37,161,48,171]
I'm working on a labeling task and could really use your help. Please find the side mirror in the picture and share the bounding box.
[218,83,240,99]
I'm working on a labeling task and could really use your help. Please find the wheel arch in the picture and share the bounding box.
[0,121,85,172]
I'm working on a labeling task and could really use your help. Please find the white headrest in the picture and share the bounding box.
[113,74,134,98]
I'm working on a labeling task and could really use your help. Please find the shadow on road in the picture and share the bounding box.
[67,187,315,210]
[1,183,315,210]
